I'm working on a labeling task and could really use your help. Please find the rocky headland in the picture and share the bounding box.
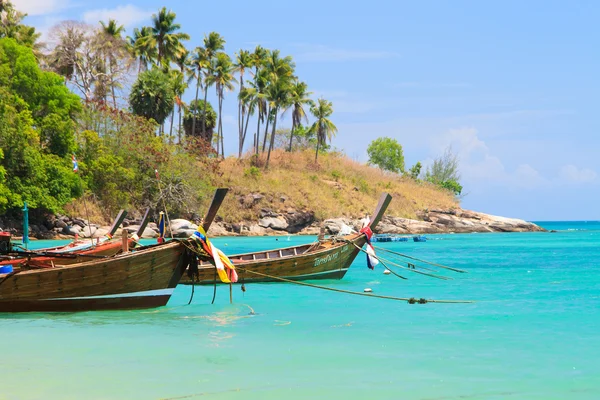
[1,205,543,241]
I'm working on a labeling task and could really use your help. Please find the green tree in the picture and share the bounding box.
[234,49,254,157]
[205,52,236,158]
[189,45,208,137]
[367,137,405,174]
[425,146,462,195]
[98,19,128,108]
[127,26,157,72]
[284,80,313,152]
[129,68,174,129]
[183,99,216,143]
[201,32,225,135]
[264,50,295,168]
[145,7,189,66]
[309,98,337,163]
[0,38,82,213]
[407,161,422,180]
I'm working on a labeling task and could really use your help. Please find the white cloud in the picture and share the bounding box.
[12,0,69,16]
[428,127,549,188]
[558,165,597,184]
[82,5,151,28]
[295,44,398,62]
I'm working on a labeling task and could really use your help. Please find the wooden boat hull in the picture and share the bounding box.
[0,241,190,312]
[0,239,129,270]
[182,234,367,285]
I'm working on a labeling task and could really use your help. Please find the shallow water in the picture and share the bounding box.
[1,223,599,400]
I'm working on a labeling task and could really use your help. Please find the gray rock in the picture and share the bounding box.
[258,217,289,231]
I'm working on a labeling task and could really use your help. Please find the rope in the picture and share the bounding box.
[372,246,468,273]
[344,239,451,280]
[210,267,217,305]
[188,274,195,305]
[236,267,474,304]
[376,254,452,280]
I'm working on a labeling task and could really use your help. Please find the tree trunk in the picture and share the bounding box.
[262,106,271,153]
[288,117,296,152]
[265,107,278,169]
[178,105,183,144]
[255,108,261,155]
[315,139,320,163]
[217,91,224,157]
[191,74,201,136]
[241,103,251,157]
[169,108,175,143]
[202,85,209,135]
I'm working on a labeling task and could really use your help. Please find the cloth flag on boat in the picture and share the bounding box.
[72,154,78,172]
[359,216,379,270]
[157,211,165,243]
[190,226,238,283]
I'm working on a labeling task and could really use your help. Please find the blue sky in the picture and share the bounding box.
[13,0,600,221]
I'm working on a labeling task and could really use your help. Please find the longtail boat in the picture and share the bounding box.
[181,193,392,284]
[0,190,228,312]
[0,209,150,270]
[0,240,192,312]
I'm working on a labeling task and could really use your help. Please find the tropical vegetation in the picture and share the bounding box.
[0,1,461,225]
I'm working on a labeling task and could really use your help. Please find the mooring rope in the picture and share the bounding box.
[372,245,468,273]
[343,240,450,280]
[236,267,474,304]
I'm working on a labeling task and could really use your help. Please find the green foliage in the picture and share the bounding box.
[243,166,261,179]
[331,170,341,182]
[76,104,213,217]
[0,38,81,213]
[129,68,174,125]
[367,137,405,174]
[439,179,463,195]
[425,146,462,195]
[407,161,422,180]
[184,99,217,136]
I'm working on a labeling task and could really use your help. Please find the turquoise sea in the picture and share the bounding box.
[1,221,600,400]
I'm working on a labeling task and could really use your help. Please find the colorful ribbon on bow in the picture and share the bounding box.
[190,226,238,283]
[360,217,379,270]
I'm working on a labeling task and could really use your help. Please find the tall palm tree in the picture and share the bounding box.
[168,50,190,142]
[201,32,225,134]
[189,46,208,136]
[250,45,268,152]
[233,49,254,157]
[205,52,237,157]
[99,19,126,108]
[147,7,189,66]
[264,50,295,168]
[127,26,157,72]
[284,80,313,152]
[309,98,338,163]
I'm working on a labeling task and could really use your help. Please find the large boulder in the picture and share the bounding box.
[258,216,289,231]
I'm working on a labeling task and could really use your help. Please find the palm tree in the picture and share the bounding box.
[99,19,126,108]
[147,7,189,66]
[205,52,237,157]
[309,98,338,163]
[171,49,191,142]
[201,32,225,135]
[250,45,268,152]
[264,50,295,168]
[284,80,313,152]
[233,49,254,157]
[127,26,157,72]
[189,46,208,136]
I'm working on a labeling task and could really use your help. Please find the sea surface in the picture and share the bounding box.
[1,221,600,400]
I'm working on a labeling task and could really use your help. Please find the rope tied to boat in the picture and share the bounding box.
[234,266,474,304]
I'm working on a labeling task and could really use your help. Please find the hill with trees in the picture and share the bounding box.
[0,1,466,235]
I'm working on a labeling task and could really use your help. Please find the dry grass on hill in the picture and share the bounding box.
[209,149,459,223]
